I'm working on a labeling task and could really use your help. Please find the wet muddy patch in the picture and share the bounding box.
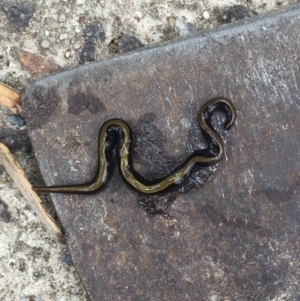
[132,110,231,217]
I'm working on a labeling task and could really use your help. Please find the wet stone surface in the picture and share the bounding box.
[0,129,31,152]
[117,35,145,53]
[218,5,253,23]
[23,7,300,301]
[79,21,106,63]
[79,41,96,63]
[84,22,106,43]
[9,114,26,126]
[1,3,36,32]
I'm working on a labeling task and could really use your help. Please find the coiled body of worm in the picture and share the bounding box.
[32,97,236,195]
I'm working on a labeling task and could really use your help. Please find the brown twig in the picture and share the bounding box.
[0,142,64,242]
[0,82,21,113]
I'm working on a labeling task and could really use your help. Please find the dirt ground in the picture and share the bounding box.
[0,0,296,300]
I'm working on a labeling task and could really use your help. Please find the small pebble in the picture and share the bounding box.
[134,11,143,21]
[126,19,133,27]
[168,17,176,28]
[47,18,59,29]
[45,30,49,36]
[210,294,219,301]
[41,39,50,49]
[9,114,26,126]
[78,15,86,24]
[73,42,81,50]
[75,26,81,33]
[99,0,106,7]
[23,39,35,48]
[61,253,73,266]
[60,33,68,40]
[203,11,210,20]
[76,0,86,5]
[64,39,70,46]
[59,14,66,23]
[175,18,194,37]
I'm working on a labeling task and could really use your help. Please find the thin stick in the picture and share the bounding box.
[0,142,64,242]
[0,82,21,113]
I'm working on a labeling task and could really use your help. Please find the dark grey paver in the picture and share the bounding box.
[23,6,300,301]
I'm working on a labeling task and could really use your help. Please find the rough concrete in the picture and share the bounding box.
[0,0,297,300]
[23,6,300,301]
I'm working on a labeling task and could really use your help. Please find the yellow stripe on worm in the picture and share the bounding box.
[32,97,236,195]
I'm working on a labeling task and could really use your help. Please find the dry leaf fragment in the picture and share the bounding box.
[17,50,62,76]
[0,82,21,113]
